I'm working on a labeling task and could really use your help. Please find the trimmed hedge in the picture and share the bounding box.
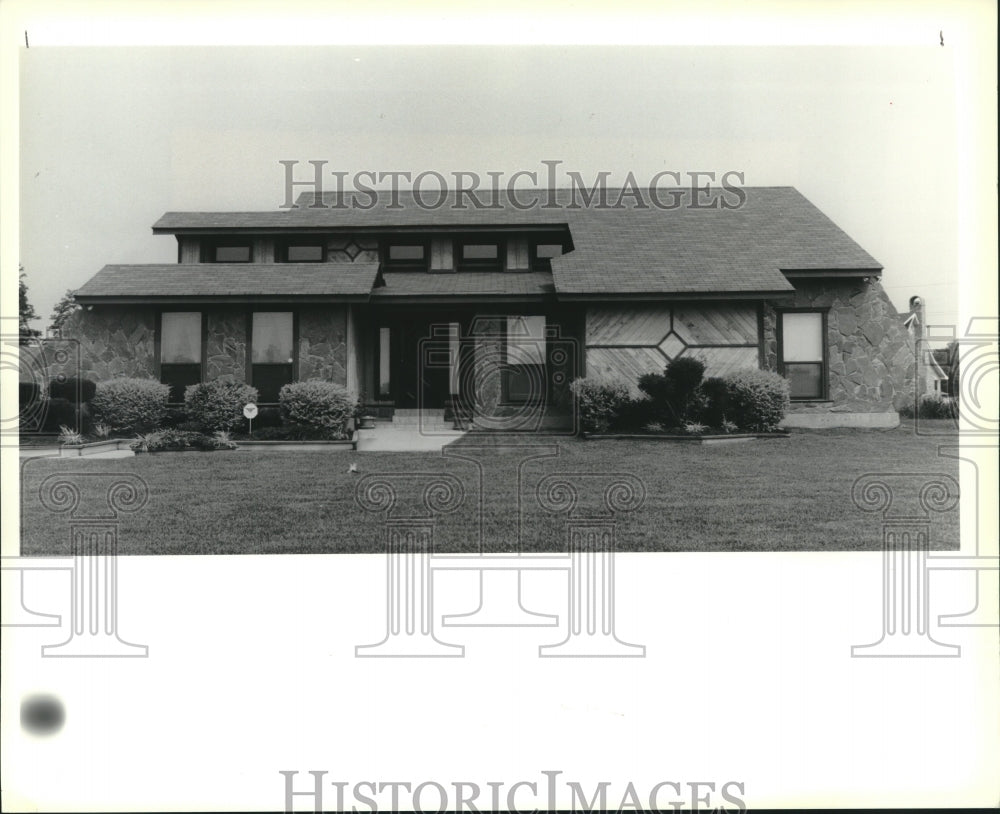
[721,369,790,432]
[184,380,259,433]
[638,357,707,426]
[278,381,358,440]
[91,378,169,434]
[569,377,631,434]
[49,376,97,403]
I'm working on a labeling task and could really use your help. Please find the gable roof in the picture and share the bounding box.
[75,263,378,303]
[83,187,882,301]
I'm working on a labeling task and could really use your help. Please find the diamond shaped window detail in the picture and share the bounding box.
[658,331,687,360]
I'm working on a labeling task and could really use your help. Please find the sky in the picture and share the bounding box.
[15,44,971,336]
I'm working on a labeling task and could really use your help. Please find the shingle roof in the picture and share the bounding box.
[75,263,378,301]
[148,187,880,297]
[372,271,554,299]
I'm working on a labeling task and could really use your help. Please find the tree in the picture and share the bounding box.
[18,266,41,340]
[50,288,80,334]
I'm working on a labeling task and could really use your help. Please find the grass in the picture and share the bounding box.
[19,419,960,554]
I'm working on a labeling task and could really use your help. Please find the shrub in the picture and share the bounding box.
[58,425,83,445]
[916,394,958,419]
[279,380,359,439]
[614,396,656,432]
[91,378,169,434]
[698,376,730,427]
[184,380,259,433]
[41,397,80,433]
[721,368,790,432]
[638,357,707,427]
[49,376,97,403]
[569,377,631,434]
[19,381,41,409]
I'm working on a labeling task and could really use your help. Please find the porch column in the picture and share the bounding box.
[471,316,504,423]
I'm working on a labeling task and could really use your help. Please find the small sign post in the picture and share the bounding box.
[243,402,258,437]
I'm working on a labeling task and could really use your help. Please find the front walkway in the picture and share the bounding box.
[355,427,467,452]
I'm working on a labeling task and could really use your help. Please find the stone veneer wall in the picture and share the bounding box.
[205,310,247,383]
[762,278,916,415]
[37,307,157,381]
[297,306,349,385]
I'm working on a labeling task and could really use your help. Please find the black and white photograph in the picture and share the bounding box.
[2,2,997,811]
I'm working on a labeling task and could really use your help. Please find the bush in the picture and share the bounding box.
[569,377,631,434]
[698,376,730,427]
[184,380,259,433]
[49,376,97,403]
[19,381,42,409]
[42,397,83,433]
[915,394,958,419]
[615,396,657,432]
[721,368,789,432]
[279,380,359,439]
[638,357,707,427]
[91,378,169,434]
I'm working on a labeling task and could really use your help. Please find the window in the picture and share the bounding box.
[779,311,826,400]
[504,315,546,403]
[282,243,325,262]
[159,311,202,402]
[251,312,294,402]
[458,241,502,271]
[203,241,253,263]
[384,243,428,270]
[531,243,564,271]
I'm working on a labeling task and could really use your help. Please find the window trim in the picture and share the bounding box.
[201,239,254,263]
[457,237,505,272]
[155,309,207,404]
[776,307,829,401]
[382,240,430,271]
[246,310,299,404]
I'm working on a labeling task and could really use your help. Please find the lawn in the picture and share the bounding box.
[19,420,960,554]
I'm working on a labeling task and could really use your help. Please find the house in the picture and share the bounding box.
[50,186,916,429]
[903,294,953,398]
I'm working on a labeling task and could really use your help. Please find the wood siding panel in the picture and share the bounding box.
[586,347,666,390]
[684,346,759,377]
[673,303,758,346]
[586,306,671,346]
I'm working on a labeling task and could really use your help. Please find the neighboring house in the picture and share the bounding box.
[46,187,916,428]
[902,294,952,398]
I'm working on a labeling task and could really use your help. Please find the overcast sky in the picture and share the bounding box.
[19,45,962,332]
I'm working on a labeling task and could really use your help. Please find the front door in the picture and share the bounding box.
[381,317,459,409]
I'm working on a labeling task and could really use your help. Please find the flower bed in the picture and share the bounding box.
[130,429,237,453]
